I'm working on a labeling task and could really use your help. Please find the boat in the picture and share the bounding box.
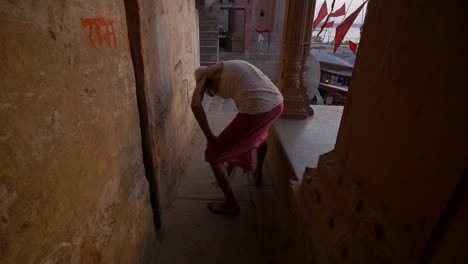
[312,52,354,105]
[308,0,368,105]
[318,68,351,105]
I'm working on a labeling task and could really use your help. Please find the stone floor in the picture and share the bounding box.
[155,97,299,264]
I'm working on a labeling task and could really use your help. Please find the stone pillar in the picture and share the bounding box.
[302,0,468,262]
[277,0,316,119]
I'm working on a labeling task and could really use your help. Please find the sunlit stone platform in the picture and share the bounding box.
[266,105,343,182]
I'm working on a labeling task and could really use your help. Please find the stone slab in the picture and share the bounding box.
[272,106,343,180]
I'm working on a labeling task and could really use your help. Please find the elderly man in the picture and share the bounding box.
[191,60,284,215]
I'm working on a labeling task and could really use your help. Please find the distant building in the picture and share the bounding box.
[198,0,287,80]
[216,0,286,53]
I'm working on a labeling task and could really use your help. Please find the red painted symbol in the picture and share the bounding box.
[81,17,117,49]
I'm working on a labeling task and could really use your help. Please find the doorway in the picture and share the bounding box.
[219,7,247,53]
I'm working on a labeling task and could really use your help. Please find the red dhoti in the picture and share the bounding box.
[205,102,284,172]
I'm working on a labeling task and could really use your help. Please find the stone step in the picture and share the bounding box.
[201,53,218,61]
[198,8,219,68]
[200,39,218,46]
[200,30,218,34]
[199,22,218,28]
[198,17,218,24]
[201,61,218,66]
[200,35,218,39]
[198,7,218,17]
[200,56,218,61]
[200,46,218,54]
[200,32,218,39]
[198,9,218,20]
[199,21,218,26]
[200,56,218,64]
[200,24,218,32]
[201,43,218,49]
[200,37,218,42]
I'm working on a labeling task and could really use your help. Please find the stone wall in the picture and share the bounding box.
[333,0,467,260]
[0,0,156,263]
[0,0,200,262]
[139,0,199,208]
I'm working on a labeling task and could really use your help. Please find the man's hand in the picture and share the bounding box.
[191,77,215,147]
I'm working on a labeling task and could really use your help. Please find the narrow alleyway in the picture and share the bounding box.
[155,98,298,264]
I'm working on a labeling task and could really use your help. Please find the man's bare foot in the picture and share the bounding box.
[207,201,240,216]
[253,169,263,186]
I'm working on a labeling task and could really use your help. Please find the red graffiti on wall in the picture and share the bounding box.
[81,17,117,49]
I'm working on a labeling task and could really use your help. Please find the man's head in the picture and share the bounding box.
[194,64,223,97]
[204,75,221,96]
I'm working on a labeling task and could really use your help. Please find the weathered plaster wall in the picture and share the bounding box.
[139,0,199,208]
[335,0,467,259]
[0,1,156,263]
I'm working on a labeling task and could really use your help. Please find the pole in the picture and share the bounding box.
[317,0,336,38]
[342,0,355,24]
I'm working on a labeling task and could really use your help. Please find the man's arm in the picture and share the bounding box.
[191,76,216,144]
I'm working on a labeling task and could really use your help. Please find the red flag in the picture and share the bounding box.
[330,3,345,17]
[323,21,334,28]
[349,40,358,53]
[313,1,328,30]
[334,0,368,53]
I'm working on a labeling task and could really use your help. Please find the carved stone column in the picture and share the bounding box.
[277,0,316,119]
